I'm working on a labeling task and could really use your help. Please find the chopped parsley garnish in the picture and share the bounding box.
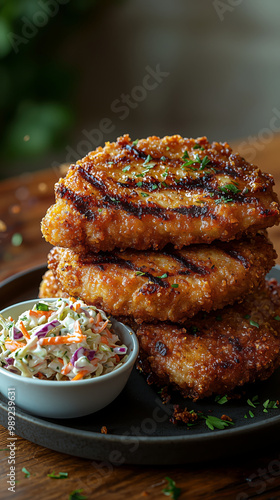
[263,399,279,412]
[35,303,49,311]
[201,415,234,430]
[249,320,259,328]
[136,181,142,187]
[193,144,204,150]
[215,395,228,405]
[157,273,168,279]
[110,198,119,204]
[247,398,258,409]
[171,284,179,288]
[182,160,195,168]
[219,183,241,194]
[107,161,114,165]
[135,271,146,276]
[200,155,210,169]
[249,410,254,418]
[48,471,68,479]
[182,151,189,160]
[98,208,103,213]
[151,184,158,190]
[69,489,87,500]
[162,477,181,500]
[22,467,31,478]
[166,146,170,150]
[143,154,153,165]
[141,192,150,197]
[161,156,167,161]
[132,139,139,146]
[215,196,234,204]
[274,315,280,321]
[122,166,130,172]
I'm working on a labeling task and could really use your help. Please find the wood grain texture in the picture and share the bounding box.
[0,137,280,499]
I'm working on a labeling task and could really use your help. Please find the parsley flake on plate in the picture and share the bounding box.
[48,471,68,479]
[22,467,31,478]
[69,489,87,500]
[215,395,228,405]
[162,476,181,499]
[201,414,234,430]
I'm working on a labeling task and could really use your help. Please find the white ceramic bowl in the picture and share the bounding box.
[0,299,138,419]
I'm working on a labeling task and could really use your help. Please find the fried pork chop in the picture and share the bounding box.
[39,269,69,299]
[42,233,275,323]
[41,135,280,253]
[137,279,280,400]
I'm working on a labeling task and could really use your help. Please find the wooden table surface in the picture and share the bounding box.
[1,137,280,500]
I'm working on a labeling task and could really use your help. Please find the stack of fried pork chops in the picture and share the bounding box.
[40,134,280,400]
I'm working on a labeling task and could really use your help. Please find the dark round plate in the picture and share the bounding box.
[0,265,280,465]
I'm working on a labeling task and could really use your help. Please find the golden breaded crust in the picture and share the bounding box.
[39,270,69,299]
[41,134,280,252]
[43,233,275,323]
[137,279,280,400]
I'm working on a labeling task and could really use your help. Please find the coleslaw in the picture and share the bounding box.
[0,298,128,381]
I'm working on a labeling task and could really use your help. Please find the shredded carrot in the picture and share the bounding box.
[96,312,102,324]
[100,335,109,345]
[74,320,83,336]
[57,358,64,364]
[36,372,44,379]
[71,369,89,381]
[8,316,14,322]
[104,328,113,339]
[61,361,73,375]
[96,320,109,334]
[114,354,120,363]
[29,310,53,319]
[19,321,30,340]
[39,334,86,346]
[5,340,25,351]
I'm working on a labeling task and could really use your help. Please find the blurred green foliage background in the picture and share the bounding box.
[1,0,280,180]
[0,0,117,179]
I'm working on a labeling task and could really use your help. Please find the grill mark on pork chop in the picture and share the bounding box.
[74,165,220,221]
[79,252,169,288]
[219,249,250,269]
[161,248,210,275]
[56,185,95,221]
[57,165,276,225]
[76,166,169,220]
[117,175,260,208]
